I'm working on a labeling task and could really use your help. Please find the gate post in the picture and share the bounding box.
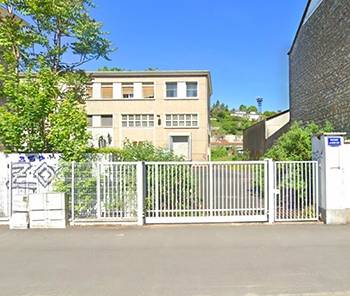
[136,161,145,226]
[71,161,75,223]
[96,162,101,219]
[266,159,275,223]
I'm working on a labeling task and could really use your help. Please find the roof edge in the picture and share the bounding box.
[288,0,312,55]
[88,70,212,96]
[244,109,290,132]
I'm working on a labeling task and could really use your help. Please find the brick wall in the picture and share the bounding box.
[289,0,350,132]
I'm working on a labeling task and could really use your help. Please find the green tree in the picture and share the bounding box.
[98,66,125,71]
[0,1,113,160]
[239,104,247,111]
[246,105,258,113]
[264,121,333,161]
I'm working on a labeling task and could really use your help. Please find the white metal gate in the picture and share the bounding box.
[145,161,268,223]
[274,161,318,221]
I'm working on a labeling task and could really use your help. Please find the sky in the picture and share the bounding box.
[85,0,307,112]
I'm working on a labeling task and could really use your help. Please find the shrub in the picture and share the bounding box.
[264,121,333,161]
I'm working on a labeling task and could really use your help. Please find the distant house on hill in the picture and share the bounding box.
[289,0,350,132]
[211,134,243,154]
[231,110,260,121]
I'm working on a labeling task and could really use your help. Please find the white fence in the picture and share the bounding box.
[145,162,267,223]
[274,161,318,221]
[1,158,319,225]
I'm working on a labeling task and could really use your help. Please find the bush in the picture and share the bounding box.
[89,140,182,161]
[55,141,182,218]
[264,121,333,161]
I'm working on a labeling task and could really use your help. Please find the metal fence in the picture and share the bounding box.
[55,162,139,223]
[145,161,267,223]
[274,161,318,221]
[4,160,319,224]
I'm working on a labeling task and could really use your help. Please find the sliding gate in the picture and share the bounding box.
[145,161,268,223]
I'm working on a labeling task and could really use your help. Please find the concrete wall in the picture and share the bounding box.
[243,111,290,159]
[243,120,266,159]
[265,112,290,139]
[289,0,350,132]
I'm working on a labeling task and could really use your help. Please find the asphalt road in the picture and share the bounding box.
[1,224,350,296]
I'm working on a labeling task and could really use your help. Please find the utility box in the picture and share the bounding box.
[29,192,67,228]
[9,195,29,229]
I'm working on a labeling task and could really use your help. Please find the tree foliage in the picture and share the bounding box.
[0,1,113,160]
[210,100,258,136]
[264,121,333,161]
[98,66,125,71]
[92,140,182,161]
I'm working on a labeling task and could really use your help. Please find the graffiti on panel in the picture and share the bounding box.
[9,153,61,193]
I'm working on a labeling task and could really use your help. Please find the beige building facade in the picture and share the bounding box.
[86,71,212,161]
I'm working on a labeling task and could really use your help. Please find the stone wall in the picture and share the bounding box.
[289,0,350,132]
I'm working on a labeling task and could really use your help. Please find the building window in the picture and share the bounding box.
[86,84,93,98]
[87,115,93,127]
[186,82,198,97]
[101,83,113,99]
[165,114,198,128]
[142,82,154,98]
[166,82,177,97]
[101,115,113,127]
[122,83,134,98]
[121,114,154,128]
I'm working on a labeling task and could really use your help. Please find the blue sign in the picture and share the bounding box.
[328,137,342,147]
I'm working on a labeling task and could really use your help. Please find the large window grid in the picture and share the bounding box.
[165,114,198,128]
[122,114,155,128]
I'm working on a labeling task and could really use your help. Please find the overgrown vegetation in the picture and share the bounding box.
[54,141,182,218]
[264,121,333,161]
[0,0,112,160]
[90,140,182,161]
[210,146,249,161]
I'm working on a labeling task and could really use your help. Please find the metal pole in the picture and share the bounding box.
[9,162,12,218]
[209,162,213,216]
[97,163,101,219]
[136,161,145,226]
[266,159,275,223]
[71,161,75,223]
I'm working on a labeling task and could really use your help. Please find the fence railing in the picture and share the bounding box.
[4,160,320,224]
[53,162,139,223]
[274,161,318,221]
[145,161,267,223]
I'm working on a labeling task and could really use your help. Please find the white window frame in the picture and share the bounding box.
[142,82,155,99]
[164,113,199,129]
[88,115,113,128]
[100,114,113,127]
[186,81,198,98]
[121,114,155,128]
[122,83,134,99]
[164,81,199,100]
[165,82,178,98]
